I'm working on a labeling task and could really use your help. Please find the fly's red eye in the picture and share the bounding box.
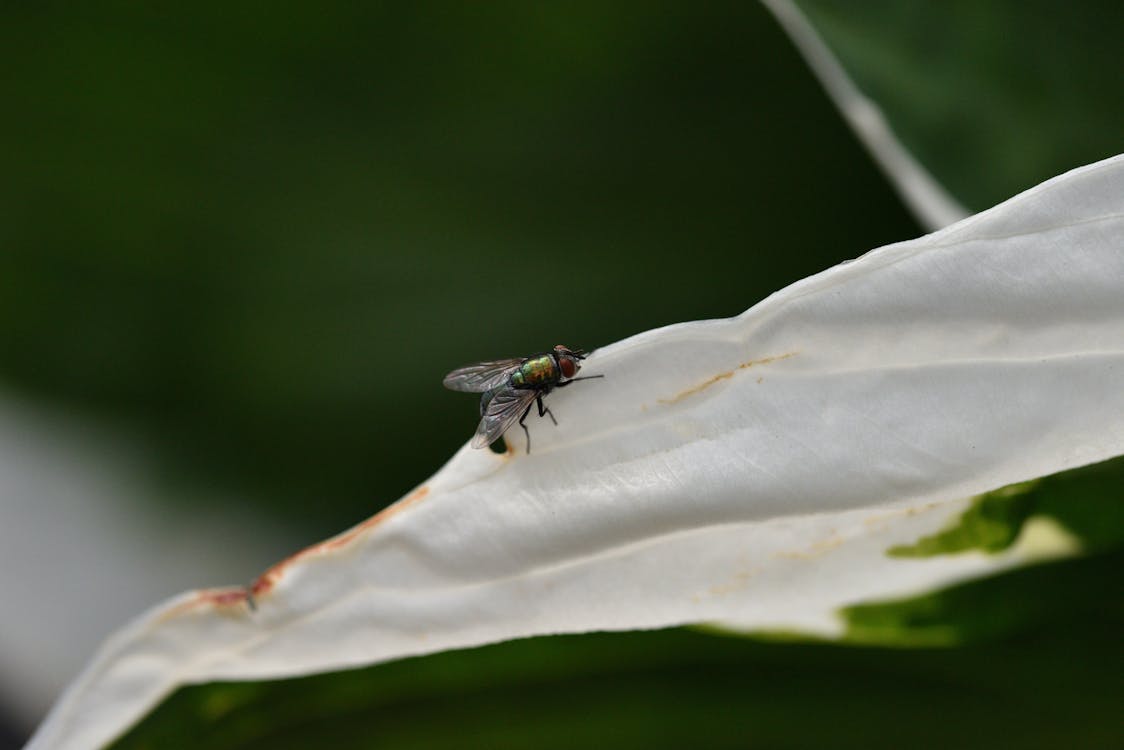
[559,357,577,378]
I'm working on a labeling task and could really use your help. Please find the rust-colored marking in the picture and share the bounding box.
[207,588,251,607]
[660,371,735,405]
[863,500,945,532]
[159,586,253,621]
[248,484,431,599]
[156,485,430,621]
[658,351,797,405]
[706,568,760,597]
[774,532,844,561]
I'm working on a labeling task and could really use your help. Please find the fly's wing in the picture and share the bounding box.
[472,387,537,448]
[442,359,523,393]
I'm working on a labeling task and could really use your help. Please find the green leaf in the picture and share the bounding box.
[889,456,1124,559]
[887,482,1038,558]
[847,456,1124,646]
[843,552,1121,648]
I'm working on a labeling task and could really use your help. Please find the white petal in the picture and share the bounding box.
[29,155,1124,750]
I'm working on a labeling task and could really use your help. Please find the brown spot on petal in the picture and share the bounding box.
[774,531,844,561]
[863,501,945,532]
[207,588,251,607]
[160,586,253,620]
[706,568,760,597]
[659,371,735,405]
[658,352,797,405]
[249,484,431,599]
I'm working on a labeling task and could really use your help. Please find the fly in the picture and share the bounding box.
[443,345,603,453]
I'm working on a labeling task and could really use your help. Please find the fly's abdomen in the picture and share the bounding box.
[511,354,558,388]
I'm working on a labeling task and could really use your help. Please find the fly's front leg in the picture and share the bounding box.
[556,374,605,387]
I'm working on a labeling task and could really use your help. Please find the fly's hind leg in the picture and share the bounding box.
[518,401,535,454]
[537,394,557,426]
[519,395,557,454]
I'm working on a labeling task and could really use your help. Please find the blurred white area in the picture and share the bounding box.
[0,391,299,734]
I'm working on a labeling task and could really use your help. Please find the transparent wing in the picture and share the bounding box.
[443,358,523,393]
[472,387,537,448]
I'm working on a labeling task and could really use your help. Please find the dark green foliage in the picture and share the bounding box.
[847,457,1124,645]
[798,0,1123,210]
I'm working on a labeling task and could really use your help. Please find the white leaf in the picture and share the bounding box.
[30,155,1124,749]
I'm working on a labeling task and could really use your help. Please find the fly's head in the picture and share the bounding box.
[553,344,587,379]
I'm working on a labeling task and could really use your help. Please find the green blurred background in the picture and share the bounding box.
[1,1,1120,747]
[0,1,921,534]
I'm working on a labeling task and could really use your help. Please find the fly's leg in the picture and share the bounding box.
[556,374,605,388]
[537,394,557,426]
[518,401,534,454]
[518,395,558,455]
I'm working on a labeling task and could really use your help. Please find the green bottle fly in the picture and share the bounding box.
[443,345,603,453]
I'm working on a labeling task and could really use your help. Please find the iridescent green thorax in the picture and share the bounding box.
[511,354,558,388]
